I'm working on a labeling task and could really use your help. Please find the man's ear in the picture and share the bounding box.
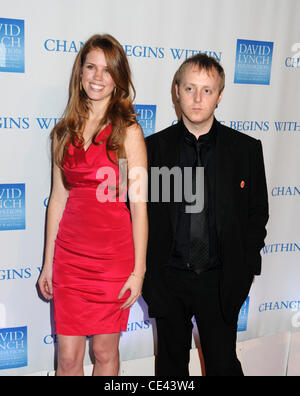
[175,83,180,101]
[217,89,223,106]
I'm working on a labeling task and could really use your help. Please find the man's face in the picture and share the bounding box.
[175,65,223,133]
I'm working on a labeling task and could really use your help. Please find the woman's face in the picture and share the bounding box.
[81,48,116,108]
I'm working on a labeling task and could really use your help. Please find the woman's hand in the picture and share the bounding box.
[118,273,143,310]
[38,266,53,301]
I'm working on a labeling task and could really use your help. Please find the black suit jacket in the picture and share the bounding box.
[143,119,269,324]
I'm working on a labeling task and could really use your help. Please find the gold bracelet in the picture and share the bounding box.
[130,272,145,280]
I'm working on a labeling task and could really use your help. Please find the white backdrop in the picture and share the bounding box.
[0,0,300,376]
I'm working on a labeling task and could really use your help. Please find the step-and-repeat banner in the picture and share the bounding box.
[0,0,299,375]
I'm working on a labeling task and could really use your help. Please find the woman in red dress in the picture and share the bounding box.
[38,34,148,376]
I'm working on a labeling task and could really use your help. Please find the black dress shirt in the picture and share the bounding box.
[169,118,221,273]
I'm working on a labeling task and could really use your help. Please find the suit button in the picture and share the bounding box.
[186,262,190,268]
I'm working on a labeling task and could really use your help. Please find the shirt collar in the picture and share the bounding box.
[181,118,218,147]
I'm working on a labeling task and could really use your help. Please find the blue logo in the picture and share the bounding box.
[0,268,31,281]
[0,184,26,231]
[271,186,300,197]
[0,18,25,73]
[285,56,300,69]
[126,320,151,332]
[0,326,28,370]
[43,197,49,207]
[285,43,300,69]
[237,297,250,332]
[262,243,300,255]
[234,39,274,85]
[134,105,156,137]
[44,39,83,53]
[259,300,300,313]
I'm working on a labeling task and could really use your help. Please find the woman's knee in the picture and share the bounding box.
[58,349,83,372]
[57,336,85,373]
[93,336,119,365]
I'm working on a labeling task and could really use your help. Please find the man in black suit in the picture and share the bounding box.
[143,54,269,376]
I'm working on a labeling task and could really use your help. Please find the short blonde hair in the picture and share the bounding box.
[175,53,225,93]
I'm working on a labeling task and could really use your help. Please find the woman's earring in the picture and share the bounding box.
[113,86,117,96]
[79,81,83,91]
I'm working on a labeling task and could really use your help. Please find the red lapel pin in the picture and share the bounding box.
[240,180,245,189]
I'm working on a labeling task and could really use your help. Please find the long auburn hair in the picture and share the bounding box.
[52,34,137,169]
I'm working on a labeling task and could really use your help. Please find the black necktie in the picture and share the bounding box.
[189,140,210,274]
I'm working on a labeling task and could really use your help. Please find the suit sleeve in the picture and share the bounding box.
[246,139,269,275]
[142,136,173,317]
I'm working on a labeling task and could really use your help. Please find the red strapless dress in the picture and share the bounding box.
[52,125,134,336]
